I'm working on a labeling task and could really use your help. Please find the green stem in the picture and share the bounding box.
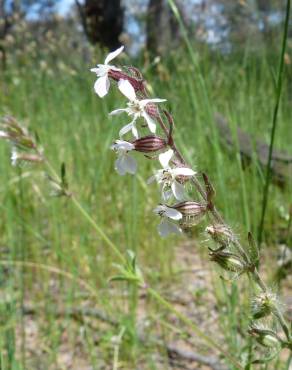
[43,159,125,264]
[17,167,26,369]
[258,0,291,246]
[274,306,291,342]
[148,287,244,369]
[71,196,125,264]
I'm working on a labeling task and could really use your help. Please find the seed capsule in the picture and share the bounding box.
[173,201,207,228]
[248,325,281,348]
[206,224,234,247]
[209,248,245,272]
[252,292,278,319]
[108,69,146,93]
[132,135,166,153]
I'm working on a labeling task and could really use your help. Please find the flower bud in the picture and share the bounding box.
[206,224,234,247]
[252,292,278,319]
[173,201,207,228]
[132,135,166,153]
[248,325,282,348]
[108,70,146,93]
[145,103,159,118]
[209,249,245,272]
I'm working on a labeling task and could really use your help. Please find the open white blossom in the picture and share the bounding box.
[148,149,195,201]
[111,139,137,176]
[90,46,124,98]
[110,79,166,139]
[153,204,182,237]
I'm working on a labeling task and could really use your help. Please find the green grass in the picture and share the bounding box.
[0,41,291,369]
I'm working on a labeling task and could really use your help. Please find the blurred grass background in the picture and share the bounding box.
[0,37,291,368]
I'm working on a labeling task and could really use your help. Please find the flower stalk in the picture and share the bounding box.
[88,46,291,364]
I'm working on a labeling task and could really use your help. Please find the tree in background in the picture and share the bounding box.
[75,0,124,50]
[146,0,181,55]
[0,0,61,68]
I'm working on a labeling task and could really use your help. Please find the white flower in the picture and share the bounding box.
[110,79,166,139]
[153,204,182,237]
[90,46,124,98]
[11,147,18,166]
[111,139,137,176]
[147,149,196,201]
[0,130,9,139]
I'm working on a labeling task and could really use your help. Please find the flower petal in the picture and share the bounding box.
[162,187,172,202]
[131,124,139,139]
[172,167,196,177]
[115,154,137,175]
[140,98,167,107]
[90,67,100,74]
[142,112,156,133]
[94,75,110,98]
[159,149,174,168]
[164,206,182,220]
[0,131,9,138]
[118,79,136,101]
[119,122,134,138]
[115,157,127,175]
[153,205,165,215]
[109,108,127,116]
[111,140,134,151]
[105,45,124,64]
[158,219,182,237]
[147,175,157,184]
[122,154,137,174]
[171,180,186,201]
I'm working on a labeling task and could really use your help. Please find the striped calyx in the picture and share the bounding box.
[172,201,207,227]
[108,70,146,93]
[145,102,159,118]
[206,224,234,247]
[209,249,244,272]
[132,135,166,153]
[248,326,281,348]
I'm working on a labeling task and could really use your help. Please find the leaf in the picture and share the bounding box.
[61,163,66,185]
[108,275,128,283]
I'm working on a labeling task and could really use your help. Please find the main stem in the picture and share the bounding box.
[156,116,266,290]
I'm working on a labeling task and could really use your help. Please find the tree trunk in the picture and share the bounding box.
[75,0,124,50]
[146,0,180,55]
[256,0,271,12]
